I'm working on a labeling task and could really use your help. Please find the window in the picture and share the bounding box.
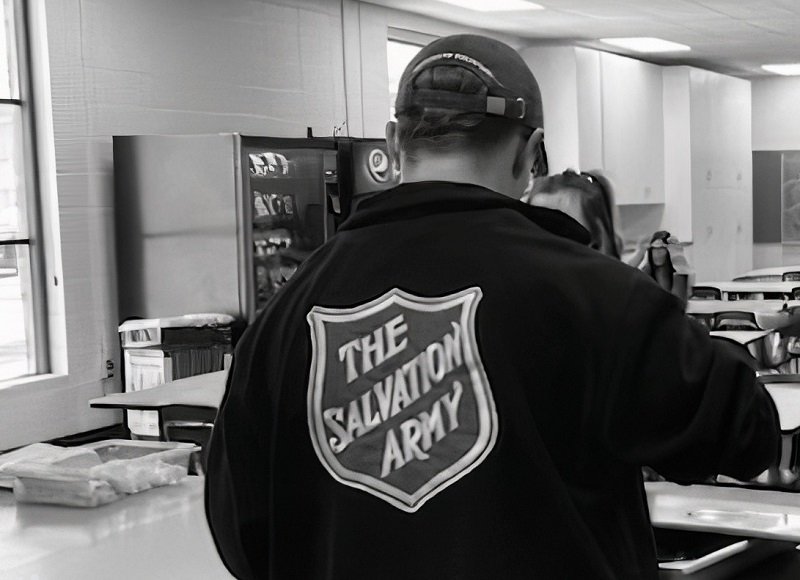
[0,0,47,382]
[387,39,424,121]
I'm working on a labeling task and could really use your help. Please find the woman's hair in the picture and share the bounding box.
[529,169,623,259]
[395,65,528,166]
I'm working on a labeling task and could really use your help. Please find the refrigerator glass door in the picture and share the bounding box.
[244,145,329,315]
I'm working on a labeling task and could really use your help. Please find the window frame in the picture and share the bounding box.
[0,0,50,382]
[386,35,426,122]
[387,27,437,49]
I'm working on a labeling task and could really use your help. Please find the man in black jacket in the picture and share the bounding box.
[205,34,779,579]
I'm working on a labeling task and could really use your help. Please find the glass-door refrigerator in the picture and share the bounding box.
[113,133,398,325]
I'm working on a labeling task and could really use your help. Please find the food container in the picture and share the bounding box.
[0,439,199,507]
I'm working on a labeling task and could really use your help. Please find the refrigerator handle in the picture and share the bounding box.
[323,150,339,241]
[327,184,341,213]
[324,150,340,214]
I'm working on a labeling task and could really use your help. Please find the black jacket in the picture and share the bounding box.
[205,182,779,579]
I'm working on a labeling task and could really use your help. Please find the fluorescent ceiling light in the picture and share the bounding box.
[761,64,800,76]
[599,37,691,53]
[436,0,544,12]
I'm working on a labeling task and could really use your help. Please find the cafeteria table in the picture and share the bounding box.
[88,370,228,468]
[648,482,800,578]
[0,476,233,579]
[33,369,800,577]
[88,369,228,412]
[4,474,800,576]
[647,482,800,544]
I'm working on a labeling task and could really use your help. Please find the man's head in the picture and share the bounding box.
[386,34,547,199]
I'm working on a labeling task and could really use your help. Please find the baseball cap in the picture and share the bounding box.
[394,34,545,131]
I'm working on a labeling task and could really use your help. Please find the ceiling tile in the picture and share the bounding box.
[690,0,800,20]
[360,0,800,77]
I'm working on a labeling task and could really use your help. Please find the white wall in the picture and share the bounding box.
[752,77,800,151]
[1,0,350,450]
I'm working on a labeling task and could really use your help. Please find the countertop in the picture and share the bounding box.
[4,477,800,579]
[647,482,800,542]
[0,476,233,579]
[648,482,800,578]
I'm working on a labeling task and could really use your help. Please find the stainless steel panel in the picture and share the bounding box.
[114,134,241,321]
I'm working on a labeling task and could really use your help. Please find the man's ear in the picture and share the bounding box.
[385,121,401,172]
[512,128,544,179]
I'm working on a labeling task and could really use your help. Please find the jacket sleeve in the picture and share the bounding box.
[204,325,271,580]
[600,275,781,482]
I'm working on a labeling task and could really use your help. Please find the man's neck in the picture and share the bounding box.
[399,153,518,199]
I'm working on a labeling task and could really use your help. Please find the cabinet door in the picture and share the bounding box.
[576,47,603,171]
[600,52,665,204]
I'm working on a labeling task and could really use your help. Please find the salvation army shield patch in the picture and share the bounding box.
[306,287,498,513]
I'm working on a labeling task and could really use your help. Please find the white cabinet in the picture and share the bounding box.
[599,52,665,204]
[519,46,581,174]
[575,48,603,171]
[522,46,665,205]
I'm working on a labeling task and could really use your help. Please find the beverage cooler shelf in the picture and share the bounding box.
[249,175,296,180]
[253,215,295,230]
[253,248,311,264]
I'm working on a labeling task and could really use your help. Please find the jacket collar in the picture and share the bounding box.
[339,181,591,245]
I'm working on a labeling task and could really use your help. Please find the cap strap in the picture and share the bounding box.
[399,89,531,125]
[486,95,526,120]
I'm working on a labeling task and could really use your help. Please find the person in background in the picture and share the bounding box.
[205,34,779,579]
[525,168,691,303]
[524,169,696,484]
[524,168,623,259]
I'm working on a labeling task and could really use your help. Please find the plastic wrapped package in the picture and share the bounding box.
[90,454,187,494]
[10,467,121,508]
[0,440,198,507]
[0,444,102,488]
